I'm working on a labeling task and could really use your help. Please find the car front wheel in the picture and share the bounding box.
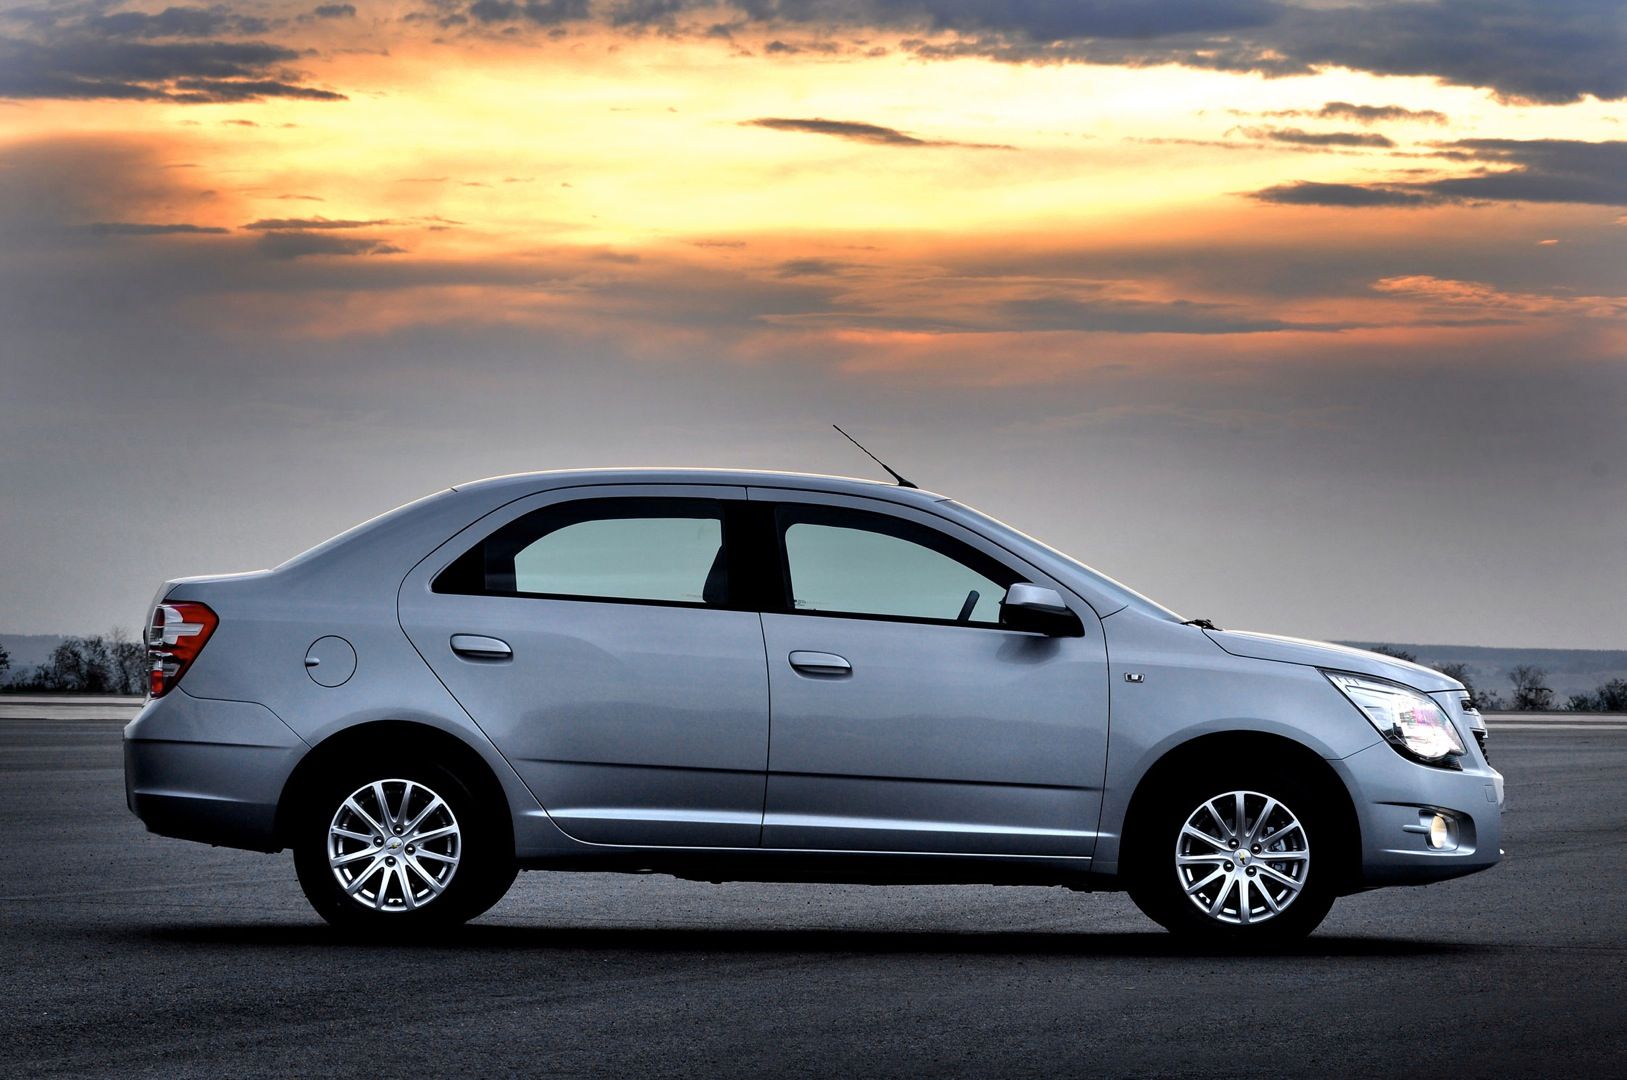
[1128,772,1337,942]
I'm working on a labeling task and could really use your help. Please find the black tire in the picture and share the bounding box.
[293,754,516,931]
[1126,761,1338,943]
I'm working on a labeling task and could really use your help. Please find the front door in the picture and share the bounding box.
[398,485,769,847]
[754,494,1110,857]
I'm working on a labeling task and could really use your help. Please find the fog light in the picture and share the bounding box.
[1428,813,1452,850]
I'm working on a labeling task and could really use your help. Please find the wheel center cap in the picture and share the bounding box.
[386,836,403,850]
[1237,850,1250,865]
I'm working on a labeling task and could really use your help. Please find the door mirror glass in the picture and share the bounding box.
[1001,583,1084,636]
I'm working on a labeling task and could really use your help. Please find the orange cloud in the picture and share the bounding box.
[1374,275,1627,321]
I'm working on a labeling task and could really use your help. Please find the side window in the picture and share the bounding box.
[776,505,1017,626]
[435,497,728,606]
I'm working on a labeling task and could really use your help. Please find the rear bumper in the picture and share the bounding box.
[1338,739,1504,887]
[123,689,308,852]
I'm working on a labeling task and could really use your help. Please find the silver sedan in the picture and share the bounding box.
[125,469,1502,942]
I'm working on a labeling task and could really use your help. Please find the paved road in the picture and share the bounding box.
[4,715,1625,1078]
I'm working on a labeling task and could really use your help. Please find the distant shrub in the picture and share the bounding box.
[1508,665,1553,711]
[1568,678,1627,713]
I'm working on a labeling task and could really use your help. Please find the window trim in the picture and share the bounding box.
[421,486,1085,633]
[764,501,1029,631]
[431,495,735,609]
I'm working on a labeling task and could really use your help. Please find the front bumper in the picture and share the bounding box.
[1338,738,1504,887]
[123,688,308,852]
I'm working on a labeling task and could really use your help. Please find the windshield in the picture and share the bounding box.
[944,500,1184,621]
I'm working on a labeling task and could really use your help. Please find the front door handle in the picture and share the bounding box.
[789,650,851,676]
[451,634,512,660]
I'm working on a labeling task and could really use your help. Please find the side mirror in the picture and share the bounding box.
[1001,583,1084,636]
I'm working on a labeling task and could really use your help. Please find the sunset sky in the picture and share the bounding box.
[1,1,1623,648]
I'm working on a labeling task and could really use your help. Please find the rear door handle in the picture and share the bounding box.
[788,650,851,676]
[451,634,512,660]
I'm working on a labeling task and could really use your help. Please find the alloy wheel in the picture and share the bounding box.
[1175,789,1309,926]
[327,778,461,912]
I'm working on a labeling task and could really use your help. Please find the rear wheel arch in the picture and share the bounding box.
[276,720,514,854]
[1120,730,1362,895]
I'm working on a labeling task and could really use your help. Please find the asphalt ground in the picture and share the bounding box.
[4,709,1626,1078]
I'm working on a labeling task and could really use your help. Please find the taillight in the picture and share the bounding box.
[148,601,218,697]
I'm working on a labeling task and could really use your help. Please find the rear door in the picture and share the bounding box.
[398,484,770,847]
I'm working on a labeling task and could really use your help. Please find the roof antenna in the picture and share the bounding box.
[832,424,917,488]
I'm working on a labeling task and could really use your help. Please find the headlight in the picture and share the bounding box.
[1324,671,1466,766]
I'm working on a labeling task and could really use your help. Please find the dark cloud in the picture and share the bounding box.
[749,117,924,145]
[1416,139,1627,205]
[899,0,1626,104]
[1259,128,1396,149]
[169,77,345,102]
[435,0,1624,105]
[626,0,1279,39]
[1239,102,1449,126]
[0,8,347,104]
[745,117,1013,149]
[1251,140,1627,208]
[83,6,271,39]
[609,0,695,29]
[0,38,306,101]
[908,0,1281,40]
[896,32,1300,77]
[255,232,406,258]
[243,217,392,230]
[776,258,858,276]
[1249,181,1439,208]
[312,3,358,17]
[762,38,842,55]
[995,295,1355,335]
[88,221,229,235]
[1269,0,1626,104]
[1314,102,1448,125]
[466,0,589,25]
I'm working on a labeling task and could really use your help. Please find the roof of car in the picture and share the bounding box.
[450,468,951,505]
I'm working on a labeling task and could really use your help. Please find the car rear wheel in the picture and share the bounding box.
[1127,769,1337,942]
[293,758,515,930]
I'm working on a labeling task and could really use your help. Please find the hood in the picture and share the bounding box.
[1203,629,1463,693]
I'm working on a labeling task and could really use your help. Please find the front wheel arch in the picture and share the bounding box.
[1119,731,1362,897]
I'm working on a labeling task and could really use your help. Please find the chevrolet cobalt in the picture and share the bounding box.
[126,469,1502,941]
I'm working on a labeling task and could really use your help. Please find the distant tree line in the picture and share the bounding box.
[1567,679,1627,713]
[1369,645,1625,712]
[0,631,148,695]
